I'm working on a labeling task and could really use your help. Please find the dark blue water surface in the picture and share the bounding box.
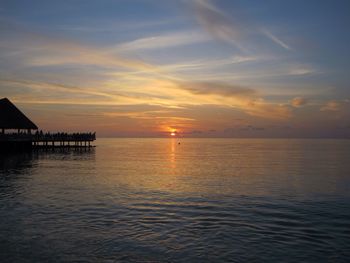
[1,138,350,262]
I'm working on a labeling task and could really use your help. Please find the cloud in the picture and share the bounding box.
[192,0,248,51]
[261,29,291,50]
[320,100,341,111]
[0,22,293,122]
[287,66,315,76]
[220,124,267,134]
[114,31,209,52]
[55,18,174,33]
[192,0,292,52]
[291,97,308,107]
[177,81,256,98]
[320,99,350,113]
[0,20,156,71]
[159,55,259,73]
[0,16,298,131]
[243,100,292,119]
[0,78,158,105]
[239,125,265,131]
[175,81,291,119]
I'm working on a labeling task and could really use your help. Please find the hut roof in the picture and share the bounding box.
[0,98,38,130]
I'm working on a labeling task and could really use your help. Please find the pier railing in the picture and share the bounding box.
[0,132,96,142]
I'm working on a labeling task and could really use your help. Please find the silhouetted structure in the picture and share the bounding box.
[0,98,38,134]
[0,98,95,152]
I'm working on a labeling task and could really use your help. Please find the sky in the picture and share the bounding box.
[0,0,350,137]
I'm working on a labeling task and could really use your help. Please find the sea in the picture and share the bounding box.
[0,138,350,262]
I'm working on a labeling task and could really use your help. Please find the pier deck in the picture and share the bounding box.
[0,132,96,151]
[0,98,96,152]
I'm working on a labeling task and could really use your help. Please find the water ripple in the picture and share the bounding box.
[1,139,350,262]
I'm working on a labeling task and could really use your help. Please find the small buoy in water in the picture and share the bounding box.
[178,142,180,145]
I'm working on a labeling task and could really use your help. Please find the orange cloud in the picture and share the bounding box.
[291,97,308,107]
[320,100,341,111]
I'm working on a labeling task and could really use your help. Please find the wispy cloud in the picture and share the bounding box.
[320,100,341,112]
[159,55,259,73]
[261,29,292,50]
[177,81,256,98]
[55,18,175,33]
[114,30,209,52]
[175,80,291,119]
[287,66,315,76]
[192,0,292,52]
[0,20,157,71]
[192,0,248,51]
[0,78,123,103]
[290,97,308,107]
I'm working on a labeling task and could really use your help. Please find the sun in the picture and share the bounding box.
[170,132,176,136]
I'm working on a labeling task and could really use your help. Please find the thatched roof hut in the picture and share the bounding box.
[0,98,38,131]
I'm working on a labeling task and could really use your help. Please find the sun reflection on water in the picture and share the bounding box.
[169,138,176,170]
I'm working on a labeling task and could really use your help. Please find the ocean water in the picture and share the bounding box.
[0,138,350,262]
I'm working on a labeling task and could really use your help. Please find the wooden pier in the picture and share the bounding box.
[0,98,96,152]
[33,132,95,148]
[0,132,96,151]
